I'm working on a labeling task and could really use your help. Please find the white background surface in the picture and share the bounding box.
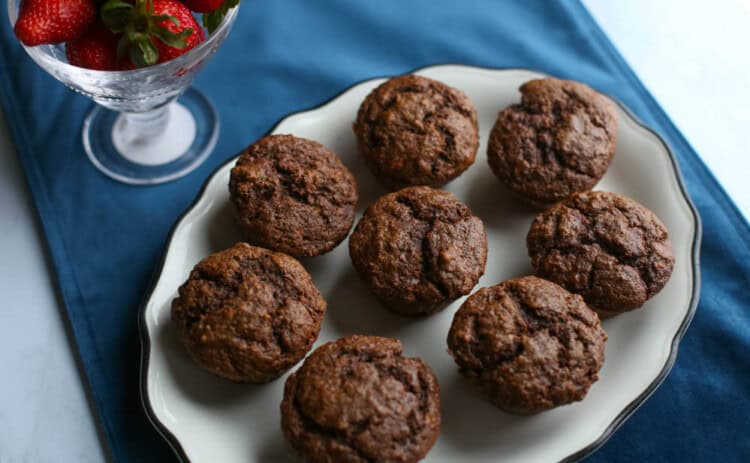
[0,1,747,462]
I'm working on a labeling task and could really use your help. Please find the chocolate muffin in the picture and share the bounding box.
[349,186,487,316]
[447,276,607,414]
[229,134,358,258]
[527,191,675,317]
[353,74,479,189]
[171,243,327,383]
[281,335,441,463]
[487,77,618,206]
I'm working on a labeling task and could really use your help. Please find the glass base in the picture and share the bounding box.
[82,88,219,185]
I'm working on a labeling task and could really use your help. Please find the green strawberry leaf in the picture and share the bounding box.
[101,0,134,32]
[203,0,240,34]
[202,11,222,34]
[116,35,129,61]
[151,26,192,49]
[153,14,180,27]
[129,37,159,67]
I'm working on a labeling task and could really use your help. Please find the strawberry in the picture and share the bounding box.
[66,24,133,71]
[14,0,97,46]
[180,0,223,13]
[151,0,205,63]
[102,0,205,68]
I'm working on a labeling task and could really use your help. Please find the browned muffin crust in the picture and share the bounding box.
[348,186,487,316]
[527,191,675,317]
[487,77,618,206]
[281,335,441,463]
[447,276,607,414]
[229,134,358,258]
[353,74,479,189]
[171,243,326,383]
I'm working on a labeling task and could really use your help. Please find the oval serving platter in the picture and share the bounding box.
[139,65,701,463]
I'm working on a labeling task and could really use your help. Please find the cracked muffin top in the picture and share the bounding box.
[281,335,441,463]
[348,186,487,316]
[487,77,618,206]
[171,242,326,383]
[229,134,358,258]
[353,74,479,189]
[447,276,607,414]
[527,191,674,317]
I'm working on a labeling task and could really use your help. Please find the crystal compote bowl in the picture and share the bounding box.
[8,2,239,184]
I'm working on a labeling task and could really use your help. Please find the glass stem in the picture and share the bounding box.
[116,105,171,148]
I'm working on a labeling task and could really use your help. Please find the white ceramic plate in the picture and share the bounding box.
[139,65,701,463]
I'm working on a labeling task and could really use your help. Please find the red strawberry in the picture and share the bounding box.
[151,0,205,63]
[14,0,96,46]
[180,0,223,13]
[66,24,133,71]
[102,0,205,68]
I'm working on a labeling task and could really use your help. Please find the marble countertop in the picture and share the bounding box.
[0,1,747,461]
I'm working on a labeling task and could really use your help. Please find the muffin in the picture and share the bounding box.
[229,134,358,258]
[447,276,607,414]
[353,74,479,189]
[527,191,675,317]
[171,243,326,383]
[281,335,441,463]
[349,186,487,316]
[487,77,618,206]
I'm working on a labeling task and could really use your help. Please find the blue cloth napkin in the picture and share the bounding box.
[0,1,748,461]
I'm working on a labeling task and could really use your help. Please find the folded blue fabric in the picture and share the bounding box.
[0,1,748,461]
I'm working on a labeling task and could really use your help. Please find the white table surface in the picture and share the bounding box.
[0,2,748,462]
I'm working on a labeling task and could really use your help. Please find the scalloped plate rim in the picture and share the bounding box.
[137,64,702,463]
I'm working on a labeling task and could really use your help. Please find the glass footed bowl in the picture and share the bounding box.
[8,1,239,185]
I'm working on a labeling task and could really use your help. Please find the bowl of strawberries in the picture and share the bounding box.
[10,0,239,184]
